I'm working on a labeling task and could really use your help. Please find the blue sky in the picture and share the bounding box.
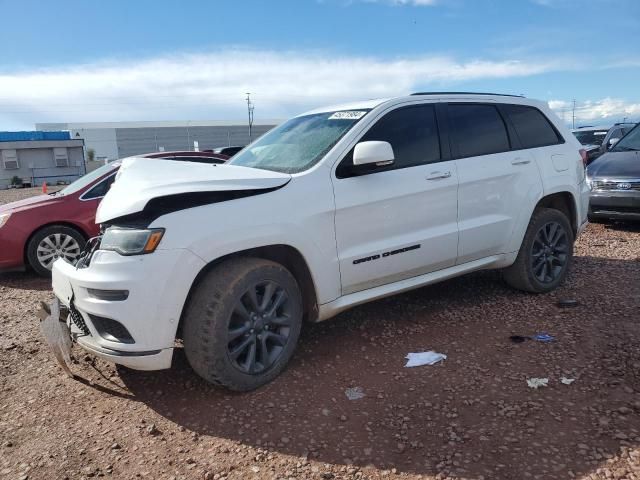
[1,0,639,129]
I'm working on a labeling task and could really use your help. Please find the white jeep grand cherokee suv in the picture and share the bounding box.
[51,92,590,391]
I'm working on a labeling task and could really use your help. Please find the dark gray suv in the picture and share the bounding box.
[573,123,636,163]
[587,123,640,222]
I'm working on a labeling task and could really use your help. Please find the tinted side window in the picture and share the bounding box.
[83,174,116,200]
[449,104,510,158]
[503,104,561,148]
[360,105,440,169]
[336,104,440,177]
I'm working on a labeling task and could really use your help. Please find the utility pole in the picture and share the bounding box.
[572,99,576,129]
[246,93,255,143]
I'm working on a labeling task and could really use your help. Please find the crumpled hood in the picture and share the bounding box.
[97,157,291,223]
[0,194,57,214]
[587,150,640,179]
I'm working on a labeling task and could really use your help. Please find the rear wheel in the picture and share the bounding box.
[26,225,86,277]
[183,257,303,391]
[503,208,574,293]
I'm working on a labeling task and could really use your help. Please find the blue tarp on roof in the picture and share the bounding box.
[0,131,71,142]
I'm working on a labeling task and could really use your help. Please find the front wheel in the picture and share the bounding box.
[503,208,574,293]
[183,257,303,391]
[26,225,86,277]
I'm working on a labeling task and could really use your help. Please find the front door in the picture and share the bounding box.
[332,104,459,295]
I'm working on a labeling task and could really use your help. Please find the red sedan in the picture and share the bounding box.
[0,151,227,276]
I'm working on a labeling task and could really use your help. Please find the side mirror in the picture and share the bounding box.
[608,138,620,149]
[353,141,395,167]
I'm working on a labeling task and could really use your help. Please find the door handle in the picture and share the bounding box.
[511,158,531,165]
[426,171,452,180]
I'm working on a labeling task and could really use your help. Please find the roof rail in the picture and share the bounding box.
[410,91,525,98]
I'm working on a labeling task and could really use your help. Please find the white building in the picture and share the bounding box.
[0,131,85,189]
[36,120,281,162]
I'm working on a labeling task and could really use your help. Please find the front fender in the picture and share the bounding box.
[149,174,341,305]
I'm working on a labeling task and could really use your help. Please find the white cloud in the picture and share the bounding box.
[0,50,561,129]
[549,98,640,125]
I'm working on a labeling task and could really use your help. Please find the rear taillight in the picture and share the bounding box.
[579,149,588,167]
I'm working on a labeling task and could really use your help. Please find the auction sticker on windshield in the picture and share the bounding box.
[328,111,368,120]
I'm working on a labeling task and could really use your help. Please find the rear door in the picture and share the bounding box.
[447,103,543,264]
[332,103,459,295]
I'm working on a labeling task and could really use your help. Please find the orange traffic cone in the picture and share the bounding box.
[42,182,47,194]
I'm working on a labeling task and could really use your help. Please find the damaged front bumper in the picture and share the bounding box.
[50,247,206,371]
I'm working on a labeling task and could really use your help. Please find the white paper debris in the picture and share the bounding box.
[560,377,575,385]
[345,386,365,400]
[404,351,447,367]
[527,378,549,389]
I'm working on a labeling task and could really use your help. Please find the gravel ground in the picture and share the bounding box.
[1,188,640,480]
[0,186,62,204]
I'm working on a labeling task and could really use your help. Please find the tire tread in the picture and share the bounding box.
[183,257,302,391]
[503,207,574,293]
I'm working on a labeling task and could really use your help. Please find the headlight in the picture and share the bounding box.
[0,213,11,229]
[100,227,164,255]
[586,177,593,190]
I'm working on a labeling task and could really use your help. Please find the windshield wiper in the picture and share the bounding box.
[614,146,640,152]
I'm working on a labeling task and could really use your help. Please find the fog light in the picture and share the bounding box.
[86,289,129,301]
[89,314,134,343]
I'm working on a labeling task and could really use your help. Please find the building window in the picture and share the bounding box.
[1,150,19,169]
[53,147,69,167]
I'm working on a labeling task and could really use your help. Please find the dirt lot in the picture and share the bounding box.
[1,188,640,480]
[0,186,62,204]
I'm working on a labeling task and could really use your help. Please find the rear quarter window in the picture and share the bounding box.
[503,104,563,149]
[83,173,116,200]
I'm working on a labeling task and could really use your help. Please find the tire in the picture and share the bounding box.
[183,257,303,391]
[503,208,574,293]
[26,225,86,277]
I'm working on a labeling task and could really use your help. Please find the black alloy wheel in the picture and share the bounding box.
[227,280,294,375]
[530,221,569,284]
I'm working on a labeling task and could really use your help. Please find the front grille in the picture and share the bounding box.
[69,301,91,335]
[591,180,640,191]
[76,235,102,269]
